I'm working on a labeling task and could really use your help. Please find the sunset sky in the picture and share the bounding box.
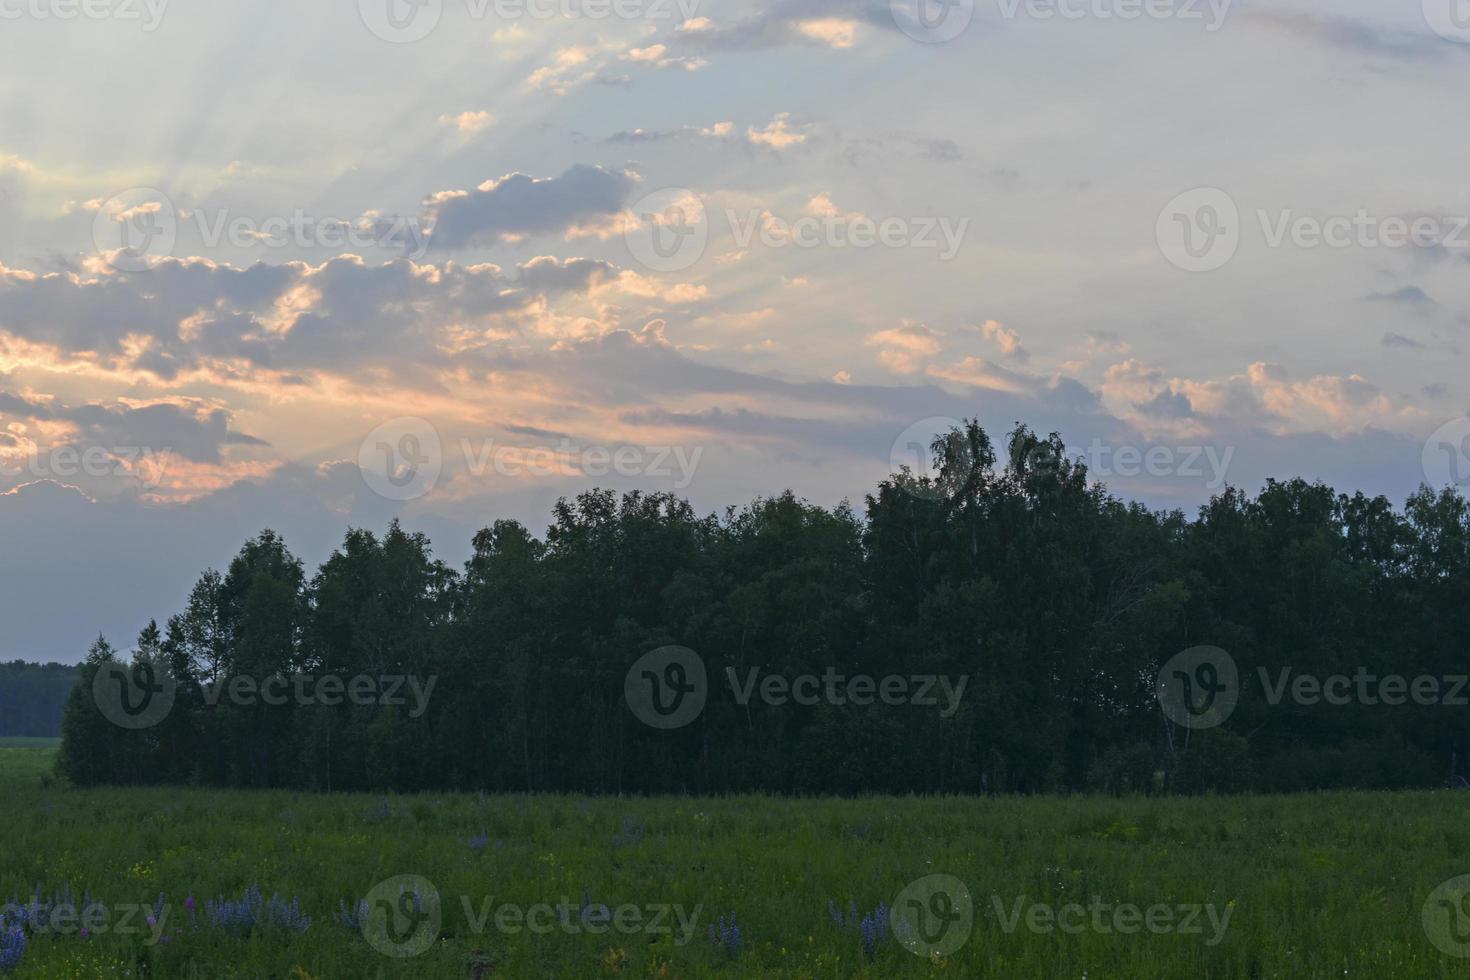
[1,0,1468,661]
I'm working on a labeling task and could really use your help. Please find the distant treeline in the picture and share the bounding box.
[56,421,1470,795]
[0,661,77,737]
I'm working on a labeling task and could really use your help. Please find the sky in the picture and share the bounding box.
[1,0,1469,663]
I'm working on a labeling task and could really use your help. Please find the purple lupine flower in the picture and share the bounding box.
[0,923,24,973]
[207,885,311,934]
[860,914,878,959]
[206,884,263,933]
[337,898,369,931]
[266,894,312,933]
[857,901,891,960]
[709,913,743,957]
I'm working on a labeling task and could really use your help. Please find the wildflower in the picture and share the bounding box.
[708,913,743,957]
[831,898,891,960]
[207,885,311,934]
[0,923,23,974]
[337,898,369,932]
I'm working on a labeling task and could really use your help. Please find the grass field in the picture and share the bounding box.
[0,737,60,750]
[6,746,1470,978]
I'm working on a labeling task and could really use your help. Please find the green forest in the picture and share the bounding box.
[55,421,1470,796]
[0,661,76,737]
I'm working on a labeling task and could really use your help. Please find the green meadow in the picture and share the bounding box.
[6,745,1470,978]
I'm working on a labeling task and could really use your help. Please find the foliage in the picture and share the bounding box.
[0,662,76,737]
[51,420,1470,795]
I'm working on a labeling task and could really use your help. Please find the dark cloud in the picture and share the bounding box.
[1382,332,1425,349]
[1365,285,1436,308]
[1135,389,1195,419]
[920,139,964,162]
[0,254,616,378]
[425,165,638,250]
[0,390,265,463]
[515,256,618,293]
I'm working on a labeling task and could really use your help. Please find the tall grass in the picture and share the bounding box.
[4,747,1470,977]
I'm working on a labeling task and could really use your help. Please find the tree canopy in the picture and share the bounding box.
[56,421,1470,796]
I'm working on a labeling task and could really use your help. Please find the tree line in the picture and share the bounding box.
[56,421,1470,795]
[0,662,77,737]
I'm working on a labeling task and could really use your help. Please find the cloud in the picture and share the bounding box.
[747,113,810,149]
[622,43,707,71]
[1134,388,1195,420]
[527,44,603,94]
[0,390,268,502]
[0,153,33,175]
[978,320,1028,361]
[529,37,705,95]
[0,253,624,379]
[439,110,494,136]
[919,139,963,162]
[1247,12,1463,62]
[425,166,639,250]
[927,356,1047,397]
[1365,285,1436,308]
[806,192,860,220]
[867,321,942,374]
[666,0,894,53]
[795,18,858,48]
[1382,332,1425,350]
[604,121,735,144]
